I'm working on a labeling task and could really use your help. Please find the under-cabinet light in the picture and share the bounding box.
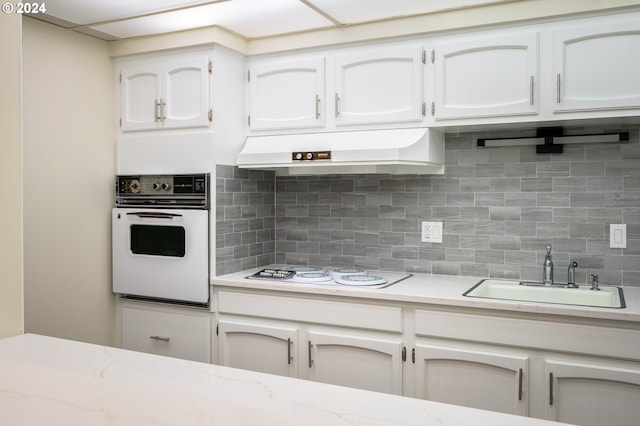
[477,129,629,153]
[477,137,541,147]
[554,133,627,144]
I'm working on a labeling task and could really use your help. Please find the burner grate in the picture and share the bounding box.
[248,269,295,280]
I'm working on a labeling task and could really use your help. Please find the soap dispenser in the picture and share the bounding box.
[543,245,554,286]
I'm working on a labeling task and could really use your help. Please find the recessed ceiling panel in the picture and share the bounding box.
[309,0,517,24]
[42,0,223,25]
[91,0,334,39]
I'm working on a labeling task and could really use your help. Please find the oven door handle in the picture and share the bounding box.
[126,212,183,219]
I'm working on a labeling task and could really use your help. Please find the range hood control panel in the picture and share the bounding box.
[292,151,332,161]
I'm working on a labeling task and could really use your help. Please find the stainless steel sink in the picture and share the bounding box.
[463,279,626,309]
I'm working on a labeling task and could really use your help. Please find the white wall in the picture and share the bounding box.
[22,18,116,346]
[0,13,23,338]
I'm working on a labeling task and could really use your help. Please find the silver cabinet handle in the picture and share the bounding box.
[529,76,534,105]
[315,94,321,119]
[150,335,170,342]
[127,212,182,219]
[518,368,524,401]
[334,93,340,117]
[154,99,161,122]
[308,341,314,368]
[287,338,293,365]
[160,98,166,122]
[556,73,561,103]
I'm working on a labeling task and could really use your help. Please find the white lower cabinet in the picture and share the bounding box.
[307,328,403,395]
[118,288,640,423]
[544,357,640,426]
[117,301,211,363]
[413,341,529,416]
[412,308,640,424]
[216,316,404,395]
[217,318,298,378]
[215,289,405,394]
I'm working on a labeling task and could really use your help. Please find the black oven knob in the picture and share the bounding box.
[152,182,161,190]
[161,182,171,190]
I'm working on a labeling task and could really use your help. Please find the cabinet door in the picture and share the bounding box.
[334,46,424,126]
[120,305,211,363]
[551,13,640,113]
[163,56,211,129]
[545,358,640,426]
[433,31,538,120]
[307,329,403,395]
[414,342,528,416]
[120,64,163,132]
[218,318,298,378]
[248,58,325,130]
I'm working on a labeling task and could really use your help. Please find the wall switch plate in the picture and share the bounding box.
[610,224,627,248]
[421,221,443,243]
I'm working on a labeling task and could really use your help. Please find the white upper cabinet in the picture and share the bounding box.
[248,58,325,130]
[550,12,640,114]
[432,30,539,121]
[334,46,424,126]
[247,43,425,133]
[119,54,211,132]
[120,64,161,131]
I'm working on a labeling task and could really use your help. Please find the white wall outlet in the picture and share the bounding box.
[610,224,627,248]
[421,221,443,243]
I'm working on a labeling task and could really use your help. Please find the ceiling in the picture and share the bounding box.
[27,0,519,41]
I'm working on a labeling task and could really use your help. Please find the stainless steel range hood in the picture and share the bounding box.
[236,128,445,175]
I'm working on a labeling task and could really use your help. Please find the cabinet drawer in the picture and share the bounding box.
[415,309,640,360]
[217,290,403,333]
[121,305,211,363]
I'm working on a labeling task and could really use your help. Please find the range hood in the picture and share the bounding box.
[236,128,445,175]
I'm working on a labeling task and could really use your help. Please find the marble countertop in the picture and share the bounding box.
[0,334,570,426]
[213,268,640,323]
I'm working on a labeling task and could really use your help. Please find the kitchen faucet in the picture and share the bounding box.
[567,261,578,288]
[590,273,600,291]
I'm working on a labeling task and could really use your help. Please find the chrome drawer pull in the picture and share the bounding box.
[149,335,170,342]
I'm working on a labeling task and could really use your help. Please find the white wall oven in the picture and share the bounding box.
[112,174,210,307]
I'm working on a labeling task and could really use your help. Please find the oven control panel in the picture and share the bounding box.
[116,174,209,208]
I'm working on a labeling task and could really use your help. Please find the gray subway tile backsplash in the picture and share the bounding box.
[216,125,640,286]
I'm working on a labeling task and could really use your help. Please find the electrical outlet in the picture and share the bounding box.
[610,224,627,248]
[421,221,443,243]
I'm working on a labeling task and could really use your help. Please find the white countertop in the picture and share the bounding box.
[0,334,570,426]
[213,268,640,323]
